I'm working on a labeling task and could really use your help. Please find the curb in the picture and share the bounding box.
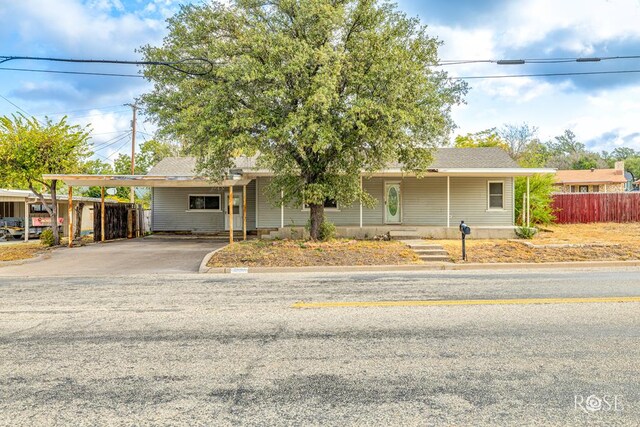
[198,247,228,273]
[203,260,640,274]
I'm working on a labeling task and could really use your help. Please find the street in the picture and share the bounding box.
[1,268,640,426]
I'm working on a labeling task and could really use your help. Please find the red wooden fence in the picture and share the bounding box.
[552,193,640,224]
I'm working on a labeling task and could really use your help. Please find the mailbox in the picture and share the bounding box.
[459,220,470,261]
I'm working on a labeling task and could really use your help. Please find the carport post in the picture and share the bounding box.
[242,185,247,241]
[100,187,105,242]
[68,186,73,248]
[24,200,29,242]
[229,185,234,244]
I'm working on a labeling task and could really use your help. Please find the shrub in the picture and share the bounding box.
[318,220,336,241]
[39,229,54,246]
[515,226,537,239]
[305,219,336,241]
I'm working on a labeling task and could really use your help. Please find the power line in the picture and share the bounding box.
[0,93,33,116]
[0,66,142,78]
[33,104,128,117]
[0,55,214,76]
[449,69,640,80]
[91,132,132,151]
[438,55,640,66]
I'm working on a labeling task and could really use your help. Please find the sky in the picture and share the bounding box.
[2,0,640,164]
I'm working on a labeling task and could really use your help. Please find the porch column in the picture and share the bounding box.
[229,186,234,244]
[100,187,105,242]
[68,187,73,248]
[24,200,29,242]
[446,176,450,228]
[242,185,247,241]
[280,190,284,228]
[359,176,363,228]
[526,176,530,228]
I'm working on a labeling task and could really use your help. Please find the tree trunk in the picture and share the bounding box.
[309,203,324,240]
[74,202,85,241]
[29,179,60,246]
[50,180,60,246]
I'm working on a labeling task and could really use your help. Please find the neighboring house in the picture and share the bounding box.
[554,161,628,193]
[46,147,553,239]
[0,188,117,241]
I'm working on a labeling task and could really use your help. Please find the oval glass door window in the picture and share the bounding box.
[388,187,398,216]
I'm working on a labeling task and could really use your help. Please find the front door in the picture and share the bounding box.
[224,192,243,231]
[384,182,401,224]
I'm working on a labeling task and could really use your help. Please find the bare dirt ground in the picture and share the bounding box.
[436,223,640,263]
[208,239,420,267]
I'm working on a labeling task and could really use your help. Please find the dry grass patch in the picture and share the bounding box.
[435,223,640,263]
[208,239,420,267]
[0,243,46,262]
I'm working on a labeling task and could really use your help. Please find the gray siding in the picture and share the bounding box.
[256,176,514,227]
[152,181,256,232]
[450,177,513,226]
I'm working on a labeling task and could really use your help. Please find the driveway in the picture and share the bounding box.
[0,237,225,276]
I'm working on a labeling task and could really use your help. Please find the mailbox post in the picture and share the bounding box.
[459,220,471,261]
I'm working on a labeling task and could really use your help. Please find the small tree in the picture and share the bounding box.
[515,174,556,226]
[0,114,90,245]
[141,0,466,239]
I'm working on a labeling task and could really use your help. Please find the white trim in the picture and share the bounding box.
[255,179,259,229]
[359,176,363,228]
[383,181,402,224]
[186,194,222,212]
[301,200,340,212]
[280,190,284,228]
[487,180,505,211]
[512,178,515,226]
[446,176,450,228]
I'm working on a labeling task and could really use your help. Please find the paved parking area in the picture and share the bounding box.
[0,237,225,276]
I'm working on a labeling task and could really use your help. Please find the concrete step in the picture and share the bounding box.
[419,255,451,262]
[414,249,449,256]
[408,244,445,250]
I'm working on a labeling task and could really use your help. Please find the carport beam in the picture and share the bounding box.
[100,187,105,242]
[68,187,73,248]
[243,185,247,241]
[229,185,234,244]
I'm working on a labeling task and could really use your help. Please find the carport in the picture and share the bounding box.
[43,174,253,247]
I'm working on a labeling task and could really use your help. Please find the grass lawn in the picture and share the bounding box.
[436,223,640,263]
[208,239,420,267]
[0,242,46,262]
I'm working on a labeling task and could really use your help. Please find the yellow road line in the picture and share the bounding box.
[291,296,640,309]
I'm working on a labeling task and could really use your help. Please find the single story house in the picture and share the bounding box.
[46,147,554,239]
[554,161,628,193]
[0,188,117,241]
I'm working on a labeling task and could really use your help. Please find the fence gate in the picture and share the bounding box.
[93,203,144,241]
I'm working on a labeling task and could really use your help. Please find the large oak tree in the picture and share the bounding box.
[141,0,466,238]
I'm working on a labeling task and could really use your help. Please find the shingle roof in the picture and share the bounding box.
[148,147,520,176]
[554,168,627,184]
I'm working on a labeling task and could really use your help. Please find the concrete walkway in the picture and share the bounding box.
[0,237,226,276]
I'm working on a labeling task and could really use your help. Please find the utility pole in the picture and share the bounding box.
[125,103,139,203]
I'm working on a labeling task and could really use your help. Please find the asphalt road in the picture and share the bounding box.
[1,268,640,426]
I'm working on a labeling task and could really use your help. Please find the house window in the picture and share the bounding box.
[303,198,339,211]
[188,195,221,211]
[488,181,504,210]
[579,185,589,193]
[592,185,600,193]
[0,202,15,217]
[30,204,49,213]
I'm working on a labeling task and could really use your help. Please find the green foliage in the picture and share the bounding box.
[140,0,467,238]
[39,229,54,247]
[515,174,556,226]
[515,226,537,239]
[305,218,336,241]
[80,159,114,198]
[454,129,507,150]
[0,114,91,245]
